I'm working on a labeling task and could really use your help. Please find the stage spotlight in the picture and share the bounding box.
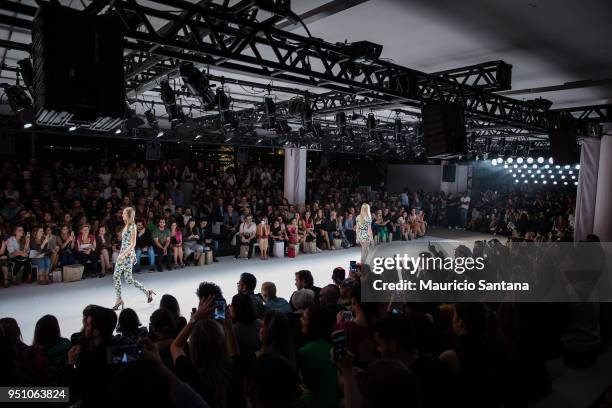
[571,175,576,180]
[564,182,568,186]
[575,164,580,170]
[523,164,527,169]
[517,157,524,164]
[558,170,563,174]
[553,181,557,185]
[574,181,578,186]
[23,122,33,129]
[543,180,547,185]
[68,125,77,132]
[512,174,517,178]
[225,135,234,143]
[496,157,503,164]
[2,84,34,127]
[263,97,276,129]
[515,179,519,183]
[550,175,554,179]
[114,128,122,134]
[561,175,566,179]
[555,165,560,169]
[527,157,534,164]
[564,165,570,169]
[491,158,497,166]
[540,175,544,178]
[256,138,263,144]
[517,169,522,173]
[548,170,552,174]
[568,170,573,175]
[160,80,185,123]
[194,134,202,140]
[179,62,216,109]
[527,170,532,174]
[504,164,508,169]
[548,157,554,164]
[534,180,538,184]
[537,157,544,164]
[506,157,514,164]
[524,180,528,184]
[521,174,525,178]
[532,164,537,169]
[513,164,518,169]
[544,164,550,169]
[536,170,541,174]
[145,109,163,137]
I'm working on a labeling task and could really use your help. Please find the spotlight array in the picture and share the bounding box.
[492,156,579,187]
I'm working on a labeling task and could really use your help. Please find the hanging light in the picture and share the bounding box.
[537,157,544,164]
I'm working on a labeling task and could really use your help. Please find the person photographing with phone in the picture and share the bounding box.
[112,207,155,310]
[170,294,245,408]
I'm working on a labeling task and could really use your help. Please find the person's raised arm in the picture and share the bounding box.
[170,295,215,364]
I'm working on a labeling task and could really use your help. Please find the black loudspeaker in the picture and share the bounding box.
[32,3,125,121]
[146,142,161,161]
[549,116,581,165]
[422,101,467,158]
[442,164,456,182]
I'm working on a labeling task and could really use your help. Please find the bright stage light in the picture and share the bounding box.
[537,157,544,164]
[544,164,550,169]
[506,157,514,164]
[548,157,554,164]
[534,180,538,184]
[550,175,555,179]
[524,180,528,183]
[504,164,508,169]
[517,157,524,164]
[515,179,519,183]
[523,164,528,169]
[491,159,497,166]
[497,157,504,164]
[527,157,534,164]
[543,180,547,185]
[558,170,563,174]
[564,182,568,185]
[568,170,573,175]
[521,174,526,178]
[532,164,538,169]
[574,182,578,186]
[548,170,552,174]
[564,165,570,169]
[530,174,535,178]
[512,174,517,178]
[571,175,576,180]
[575,164,580,170]
[561,175,566,179]
[517,169,522,173]
[555,165,561,169]
[553,181,557,185]
[540,175,545,179]
[528,170,532,174]
[536,170,541,174]
[513,164,518,169]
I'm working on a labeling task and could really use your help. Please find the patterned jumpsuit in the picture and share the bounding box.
[114,224,147,298]
[357,216,372,265]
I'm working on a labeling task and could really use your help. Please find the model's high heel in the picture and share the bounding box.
[112,298,124,310]
[146,290,156,303]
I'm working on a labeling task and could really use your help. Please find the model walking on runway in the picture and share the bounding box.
[113,207,155,310]
[356,203,373,265]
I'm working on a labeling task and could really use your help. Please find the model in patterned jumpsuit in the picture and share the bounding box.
[113,207,155,310]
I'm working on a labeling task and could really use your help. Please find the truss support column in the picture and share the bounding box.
[593,128,612,241]
[283,147,307,206]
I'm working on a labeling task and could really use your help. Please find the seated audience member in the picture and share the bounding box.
[292,270,321,306]
[298,305,341,408]
[64,305,118,408]
[32,314,71,384]
[196,281,223,302]
[318,284,343,318]
[169,220,185,268]
[95,225,113,276]
[336,356,419,408]
[75,224,98,277]
[331,266,346,286]
[439,303,501,408]
[256,216,270,260]
[344,213,356,246]
[237,272,265,318]
[0,235,10,287]
[288,288,316,351]
[109,345,210,408]
[115,308,142,343]
[231,293,263,358]
[235,214,256,259]
[44,226,60,272]
[152,218,172,272]
[335,283,377,367]
[29,226,51,284]
[170,298,245,408]
[260,282,291,313]
[1,317,48,385]
[134,219,156,272]
[374,314,451,408]
[196,217,219,262]
[160,294,188,336]
[258,310,296,366]
[56,225,76,267]
[7,225,33,284]
[250,353,301,408]
[183,218,204,265]
[149,308,177,370]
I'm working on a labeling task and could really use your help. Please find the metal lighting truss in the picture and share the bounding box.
[0,0,564,132]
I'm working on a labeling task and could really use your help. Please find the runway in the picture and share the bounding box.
[0,229,490,342]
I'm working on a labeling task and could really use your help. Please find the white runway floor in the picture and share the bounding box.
[0,241,367,343]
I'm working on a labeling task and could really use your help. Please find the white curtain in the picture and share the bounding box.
[283,148,307,205]
[574,137,600,242]
[594,135,612,241]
